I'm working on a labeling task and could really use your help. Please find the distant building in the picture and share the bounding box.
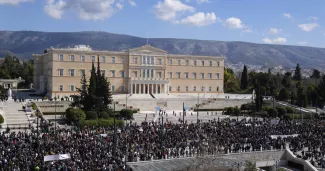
[33,44,225,98]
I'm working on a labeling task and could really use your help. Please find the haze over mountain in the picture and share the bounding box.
[0,31,325,69]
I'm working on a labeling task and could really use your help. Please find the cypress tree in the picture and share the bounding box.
[293,63,302,81]
[240,65,248,90]
[89,62,97,95]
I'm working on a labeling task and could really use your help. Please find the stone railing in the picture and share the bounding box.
[285,148,318,171]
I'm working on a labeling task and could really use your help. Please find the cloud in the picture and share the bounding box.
[44,0,117,20]
[0,0,33,5]
[197,0,209,4]
[262,37,287,44]
[116,2,123,10]
[243,29,252,33]
[283,13,293,19]
[128,0,136,6]
[297,41,307,45]
[175,12,219,27]
[308,16,318,21]
[298,23,319,32]
[154,0,195,21]
[224,17,245,29]
[269,28,282,34]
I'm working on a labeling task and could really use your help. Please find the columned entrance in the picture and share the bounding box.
[130,83,168,94]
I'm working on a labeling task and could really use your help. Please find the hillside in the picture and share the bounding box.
[0,31,325,68]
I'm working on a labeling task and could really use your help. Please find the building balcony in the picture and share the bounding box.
[129,77,169,84]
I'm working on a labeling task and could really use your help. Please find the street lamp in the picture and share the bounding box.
[113,101,118,160]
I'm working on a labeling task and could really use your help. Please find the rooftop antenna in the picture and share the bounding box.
[146,33,149,45]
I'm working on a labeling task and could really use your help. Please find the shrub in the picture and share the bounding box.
[86,111,98,120]
[276,107,287,117]
[120,109,133,119]
[80,119,124,127]
[99,111,110,119]
[226,107,234,115]
[254,111,268,117]
[31,103,37,110]
[22,106,26,110]
[240,104,252,111]
[65,108,86,122]
[267,108,278,117]
[233,106,241,116]
[286,107,294,114]
[0,114,4,124]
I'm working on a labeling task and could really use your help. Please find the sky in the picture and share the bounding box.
[0,0,325,48]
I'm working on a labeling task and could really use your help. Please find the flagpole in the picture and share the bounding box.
[183,102,185,124]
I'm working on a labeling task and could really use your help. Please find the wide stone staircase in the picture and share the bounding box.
[2,101,30,129]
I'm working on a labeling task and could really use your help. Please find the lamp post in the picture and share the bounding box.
[197,93,199,124]
[113,101,117,160]
[54,93,57,135]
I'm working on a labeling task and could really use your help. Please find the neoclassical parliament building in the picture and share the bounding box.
[33,44,224,98]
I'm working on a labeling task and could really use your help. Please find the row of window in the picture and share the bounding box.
[58,69,125,77]
[59,85,124,92]
[169,86,221,92]
[59,54,125,63]
[168,72,220,79]
[58,54,221,67]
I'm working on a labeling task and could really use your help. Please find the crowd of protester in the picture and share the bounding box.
[0,112,324,171]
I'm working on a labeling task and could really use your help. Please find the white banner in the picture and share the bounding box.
[270,134,299,139]
[271,119,280,125]
[44,153,71,162]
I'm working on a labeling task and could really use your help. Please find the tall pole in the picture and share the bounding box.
[183,102,185,124]
[126,93,128,109]
[37,110,40,153]
[197,93,199,124]
[161,115,164,159]
[272,96,275,118]
[113,103,116,160]
[55,93,57,135]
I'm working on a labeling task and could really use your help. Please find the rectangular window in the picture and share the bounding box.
[201,73,204,79]
[142,56,146,64]
[208,73,212,79]
[121,71,125,78]
[186,60,189,65]
[217,61,220,67]
[202,60,204,66]
[177,72,181,79]
[185,73,189,79]
[158,72,162,78]
[201,86,205,92]
[70,85,75,91]
[169,59,173,65]
[70,55,75,61]
[133,57,138,64]
[178,60,181,65]
[69,69,75,76]
[134,71,138,77]
[151,70,154,78]
[92,56,95,62]
[80,69,85,76]
[216,73,220,79]
[193,73,197,79]
[186,86,188,92]
[177,86,180,91]
[159,58,162,65]
[111,70,116,77]
[121,57,125,63]
[58,69,64,76]
[169,72,173,78]
[101,56,106,63]
[81,55,85,62]
[209,86,212,92]
[209,61,212,66]
[169,86,172,92]
[112,85,115,92]
[217,86,219,91]
[151,56,154,64]
[59,85,63,91]
[112,57,116,63]
[194,60,197,66]
[142,69,145,78]
[193,86,196,92]
[101,70,105,76]
[147,70,150,78]
[59,54,64,61]
[121,86,124,92]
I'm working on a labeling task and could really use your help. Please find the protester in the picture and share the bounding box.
[0,117,324,170]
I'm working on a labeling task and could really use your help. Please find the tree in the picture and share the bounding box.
[311,69,321,79]
[290,90,296,105]
[0,114,4,124]
[281,72,292,88]
[293,63,302,81]
[278,88,289,101]
[224,68,240,92]
[317,75,325,107]
[244,161,257,171]
[240,65,248,89]
[65,108,86,122]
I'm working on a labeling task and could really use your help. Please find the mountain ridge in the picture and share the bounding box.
[0,31,324,69]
